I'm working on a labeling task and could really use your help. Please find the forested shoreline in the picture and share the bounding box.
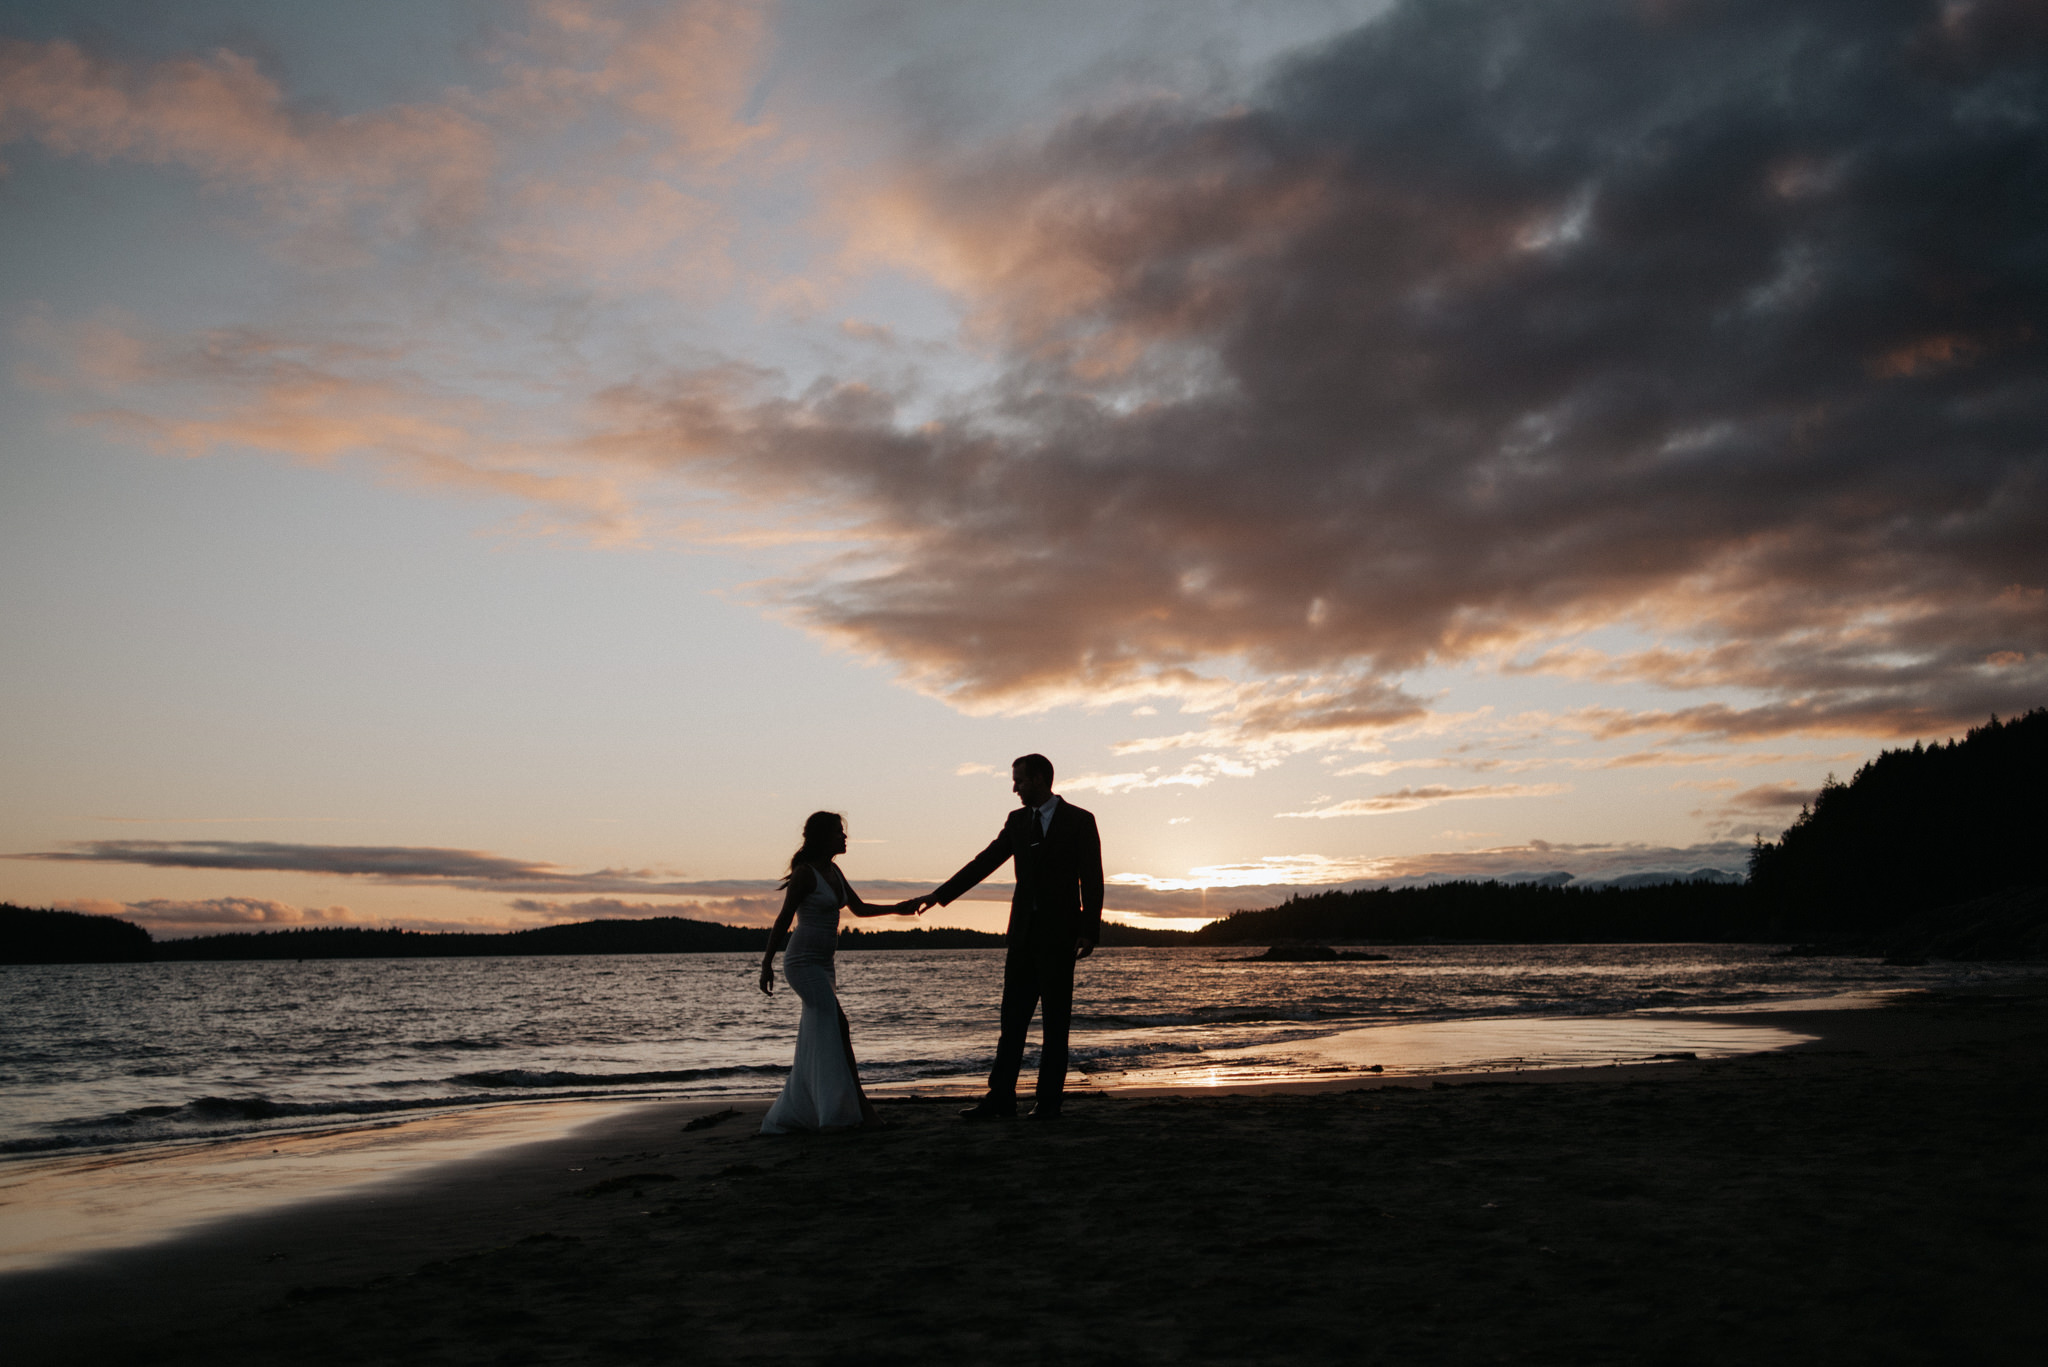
[7,710,2042,965]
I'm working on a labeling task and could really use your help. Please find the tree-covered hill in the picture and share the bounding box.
[1747,709,2048,930]
[0,905,154,963]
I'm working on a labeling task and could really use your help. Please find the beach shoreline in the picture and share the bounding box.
[6,980,2045,1364]
[0,996,1847,1274]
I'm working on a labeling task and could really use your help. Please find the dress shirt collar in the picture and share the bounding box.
[1032,793,1061,834]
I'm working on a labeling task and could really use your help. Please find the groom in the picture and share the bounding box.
[919,753,1103,1120]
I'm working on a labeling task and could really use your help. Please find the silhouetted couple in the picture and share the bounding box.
[756,753,1105,1131]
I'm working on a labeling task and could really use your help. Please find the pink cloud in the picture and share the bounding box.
[1277,784,1570,819]
[20,313,649,543]
[57,895,354,938]
[0,37,493,241]
[1,3,786,283]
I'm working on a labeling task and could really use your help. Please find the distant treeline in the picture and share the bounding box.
[0,885,1778,963]
[147,918,769,961]
[0,907,1202,964]
[6,709,2042,964]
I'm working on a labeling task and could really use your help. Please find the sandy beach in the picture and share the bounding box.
[6,983,2044,1366]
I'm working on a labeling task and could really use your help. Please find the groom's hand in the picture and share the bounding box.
[1074,937,1094,960]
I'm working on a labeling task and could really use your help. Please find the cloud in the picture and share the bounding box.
[1059,754,1263,794]
[16,839,712,894]
[0,3,784,284]
[1723,782,1819,812]
[12,838,957,905]
[492,0,774,165]
[600,0,2048,743]
[55,895,354,938]
[19,313,649,543]
[1109,676,1433,754]
[1678,776,1823,837]
[1566,685,2048,744]
[1596,748,1857,771]
[9,0,2045,764]
[1277,783,1568,818]
[0,36,493,247]
[1110,854,1401,892]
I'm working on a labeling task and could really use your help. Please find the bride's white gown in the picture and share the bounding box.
[760,871,866,1134]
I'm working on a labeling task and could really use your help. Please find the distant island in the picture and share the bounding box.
[0,908,1194,963]
[5,709,2042,965]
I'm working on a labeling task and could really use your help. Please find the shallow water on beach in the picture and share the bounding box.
[2,945,2038,1156]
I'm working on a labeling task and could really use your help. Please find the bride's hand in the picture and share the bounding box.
[757,962,774,995]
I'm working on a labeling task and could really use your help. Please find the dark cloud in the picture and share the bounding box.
[17,839,609,890]
[1727,782,1822,812]
[14,840,766,896]
[1681,776,1823,836]
[11,839,991,911]
[614,0,2047,737]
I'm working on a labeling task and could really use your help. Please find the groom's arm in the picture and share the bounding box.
[928,826,1014,907]
[1079,810,1104,944]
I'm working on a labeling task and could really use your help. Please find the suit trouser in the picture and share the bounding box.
[987,932,1076,1103]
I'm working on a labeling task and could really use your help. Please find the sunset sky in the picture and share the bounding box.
[3,0,2043,937]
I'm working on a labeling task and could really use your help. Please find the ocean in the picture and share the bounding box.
[3,944,2035,1157]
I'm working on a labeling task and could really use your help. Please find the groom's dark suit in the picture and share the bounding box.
[932,798,1104,1105]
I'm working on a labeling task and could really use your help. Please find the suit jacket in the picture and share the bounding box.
[933,799,1105,946]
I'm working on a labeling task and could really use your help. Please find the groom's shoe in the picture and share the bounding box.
[1026,1101,1063,1121]
[958,1096,1017,1121]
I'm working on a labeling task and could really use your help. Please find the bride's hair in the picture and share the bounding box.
[780,811,845,888]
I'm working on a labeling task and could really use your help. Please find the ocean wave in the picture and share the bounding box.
[408,1037,507,1052]
[1070,1007,1355,1029]
[451,1064,787,1089]
[1070,1039,1206,1060]
[0,1135,80,1155]
[10,1080,779,1158]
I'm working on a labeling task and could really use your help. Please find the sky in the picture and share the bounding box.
[2,0,2043,938]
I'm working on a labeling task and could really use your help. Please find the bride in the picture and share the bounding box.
[757,811,921,1133]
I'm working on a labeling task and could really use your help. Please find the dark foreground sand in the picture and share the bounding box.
[8,984,2046,1366]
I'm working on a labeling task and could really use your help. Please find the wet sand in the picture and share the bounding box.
[7,985,2046,1365]
[0,1099,659,1276]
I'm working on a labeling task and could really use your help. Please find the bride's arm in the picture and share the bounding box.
[845,880,919,917]
[758,868,811,994]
